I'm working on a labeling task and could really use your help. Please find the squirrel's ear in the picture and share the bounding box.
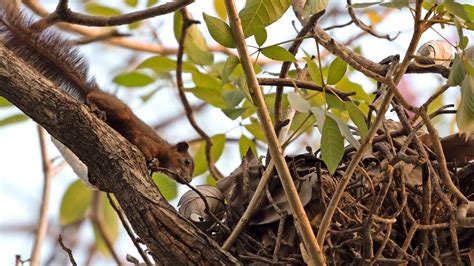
[176,142,189,153]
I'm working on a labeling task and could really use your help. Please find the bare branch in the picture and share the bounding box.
[347,0,400,41]
[40,0,194,27]
[30,126,53,266]
[58,235,77,266]
[175,8,224,180]
[224,0,325,264]
[258,77,355,99]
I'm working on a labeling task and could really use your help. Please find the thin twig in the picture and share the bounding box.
[90,192,123,265]
[58,235,77,266]
[107,193,153,265]
[30,126,53,266]
[224,1,325,264]
[419,110,468,203]
[74,30,131,45]
[347,0,400,41]
[175,8,223,180]
[258,77,355,100]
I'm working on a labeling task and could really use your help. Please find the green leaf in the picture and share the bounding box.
[214,0,227,20]
[174,12,214,66]
[223,89,245,107]
[203,13,236,48]
[379,0,409,9]
[188,72,225,107]
[124,0,138,7]
[222,107,248,119]
[294,0,329,19]
[311,106,325,133]
[192,71,221,88]
[345,102,368,139]
[185,40,215,66]
[113,71,155,87]
[244,117,266,142]
[444,0,470,21]
[147,0,158,7]
[128,21,141,30]
[59,180,92,225]
[237,76,254,104]
[93,196,119,257]
[240,0,291,37]
[138,56,176,73]
[193,134,226,177]
[254,26,267,47]
[152,173,178,200]
[464,4,474,21]
[336,77,371,103]
[457,74,474,136]
[261,45,297,62]
[239,135,257,158]
[0,113,29,127]
[326,94,345,110]
[459,36,469,50]
[84,3,121,16]
[327,112,360,149]
[186,87,227,108]
[321,115,344,175]
[221,56,240,85]
[0,96,11,107]
[327,57,347,85]
[304,57,323,86]
[287,92,311,113]
[448,54,466,86]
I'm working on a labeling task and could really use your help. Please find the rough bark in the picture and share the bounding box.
[0,43,239,265]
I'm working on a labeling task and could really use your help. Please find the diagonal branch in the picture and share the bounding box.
[0,43,239,264]
[224,1,325,265]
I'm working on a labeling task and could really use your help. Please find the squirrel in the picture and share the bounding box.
[0,8,194,183]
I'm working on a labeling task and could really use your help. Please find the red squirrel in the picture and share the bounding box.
[0,9,194,183]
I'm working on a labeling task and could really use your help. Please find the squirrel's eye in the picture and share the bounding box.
[183,158,192,165]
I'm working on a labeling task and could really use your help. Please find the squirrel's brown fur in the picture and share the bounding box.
[0,9,194,183]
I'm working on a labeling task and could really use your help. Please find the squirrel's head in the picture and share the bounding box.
[155,141,194,184]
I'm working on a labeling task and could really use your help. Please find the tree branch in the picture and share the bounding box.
[176,9,224,180]
[30,126,53,266]
[0,43,239,265]
[41,0,194,27]
[224,1,325,265]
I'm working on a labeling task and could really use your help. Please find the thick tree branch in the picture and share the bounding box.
[0,43,239,265]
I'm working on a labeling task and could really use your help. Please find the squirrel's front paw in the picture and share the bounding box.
[148,158,160,172]
[89,103,107,121]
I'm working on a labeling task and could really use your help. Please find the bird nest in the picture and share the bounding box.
[179,124,474,264]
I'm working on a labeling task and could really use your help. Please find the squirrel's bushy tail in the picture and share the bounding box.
[0,7,98,101]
